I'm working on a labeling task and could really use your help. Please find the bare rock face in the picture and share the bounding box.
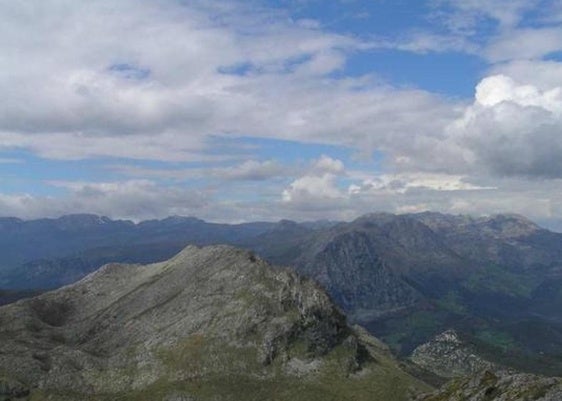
[415,370,562,401]
[410,330,499,378]
[412,329,562,401]
[0,245,428,401]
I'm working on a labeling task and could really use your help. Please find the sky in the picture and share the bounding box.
[1,0,562,229]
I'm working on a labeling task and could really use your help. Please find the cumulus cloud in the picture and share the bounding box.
[385,69,562,181]
[490,59,562,90]
[311,155,345,175]
[475,75,552,108]
[281,156,492,215]
[444,74,562,178]
[282,174,343,204]
[282,155,346,204]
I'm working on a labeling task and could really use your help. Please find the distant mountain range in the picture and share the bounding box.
[0,214,278,290]
[1,212,561,377]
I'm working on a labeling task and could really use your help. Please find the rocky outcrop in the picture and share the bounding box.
[415,370,562,401]
[412,329,562,401]
[410,330,499,378]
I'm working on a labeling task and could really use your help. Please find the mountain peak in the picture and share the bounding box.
[477,213,540,238]
[0,244,428,400]
[352,212,397,225]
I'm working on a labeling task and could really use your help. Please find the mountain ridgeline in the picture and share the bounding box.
[0,214,277,291]
[245,212,562,376]
[0,245,429,401]
[1,212,561,377]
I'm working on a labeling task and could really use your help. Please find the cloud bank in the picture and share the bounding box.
[0,0,561,228]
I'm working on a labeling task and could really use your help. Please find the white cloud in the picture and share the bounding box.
[444,74,562,178]
[2,0,562,227]
[386,1,562,65]
[348,172,494,195]
[381,69,562,180]
[0,180,208,221]
[0,173,561,230]
[282,155,347,203]
[282,174,343,203]
[490,59,562,89]
[485,27,562,62]
[281,158,495,218]
[475,74,562,110]
[0,0,458,163]
[432,0,538,31]
[312,155,345,175]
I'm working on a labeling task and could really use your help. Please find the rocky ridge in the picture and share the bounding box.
[0,245,428,401]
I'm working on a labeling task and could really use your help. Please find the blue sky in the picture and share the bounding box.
[1,0,562,229]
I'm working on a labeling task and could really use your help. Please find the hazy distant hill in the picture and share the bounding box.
[0,245,429,401]
[0,214,277,289]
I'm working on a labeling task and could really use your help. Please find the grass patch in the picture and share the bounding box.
[377,311,448,355]
[475,329,516,352]
[436,291,467,315]
[464,265,539,298]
